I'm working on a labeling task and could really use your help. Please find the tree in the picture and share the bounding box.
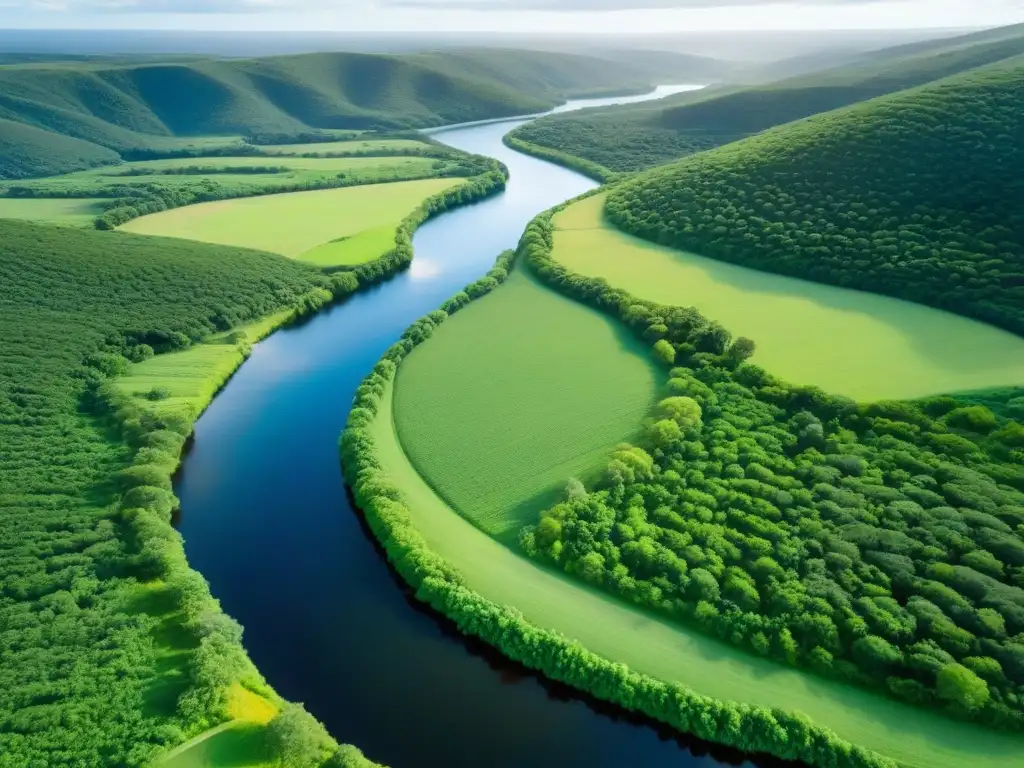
[653,339,676,366]
[727,337,757,363]
[936,663,990,711]
[265,703,334,768]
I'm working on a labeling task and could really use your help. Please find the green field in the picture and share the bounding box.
[2,154,440,197]
[259,139,428,155]
[377,374,1024,768]
[554,195,1024,401]
[394,268,661,539]
[0,196,106,226]
[114,311,293,418]
[120,178,464,264]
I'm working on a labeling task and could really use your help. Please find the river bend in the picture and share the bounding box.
[175,86,756,768]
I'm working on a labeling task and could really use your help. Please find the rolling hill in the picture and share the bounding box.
[0,47,715,179]
[604,58,1024,336]
[508,22,1024,173]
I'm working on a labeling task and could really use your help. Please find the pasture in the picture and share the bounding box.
[393,268,661,539]
[0,196,105,226]
[553,194,1024,401]
[114,311,293,418]
[374,376,1024,768]
[259,138,428,155]
[119,178,463,264]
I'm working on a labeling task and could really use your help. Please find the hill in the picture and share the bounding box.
[0,219,360,765]
[0,47,696,179]
[604,59,1024,336]
[508,23,1024,173]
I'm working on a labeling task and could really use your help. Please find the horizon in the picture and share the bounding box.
[2,1,1022,33]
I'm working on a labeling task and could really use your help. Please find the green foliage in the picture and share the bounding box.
[519,196,1024,731]
[937,663,991,711]
[507,24,1024,173]
[0,219,337,765]
[340,259,898,767]
[607,61,1024,336]
[0,48,674,179]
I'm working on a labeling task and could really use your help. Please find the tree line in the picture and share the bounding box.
[605,61,1024,337]
[520,196,1024,731]
[341,248,899,768]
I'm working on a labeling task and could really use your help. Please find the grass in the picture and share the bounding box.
[375,375,1024,768]
[393,268,661,539]
[2,155,440,197]
[120,178,464,264]
[0,196,106,225]
[259,139,427,155]
[114,311,293,418]
[160,686,279,768]
[298,225,397,268]
[553,195,1024,401]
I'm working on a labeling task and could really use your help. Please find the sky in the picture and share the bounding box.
[0,0,1022,32]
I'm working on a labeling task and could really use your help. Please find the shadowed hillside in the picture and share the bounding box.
[0,47,720,179]
[605,59,1024,335]
[508,23,1024,173]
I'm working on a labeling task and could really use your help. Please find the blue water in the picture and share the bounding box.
[175,88,760,768]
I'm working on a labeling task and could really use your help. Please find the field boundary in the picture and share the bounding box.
[339,244,900,768]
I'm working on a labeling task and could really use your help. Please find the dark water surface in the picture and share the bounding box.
[175,87,757,768]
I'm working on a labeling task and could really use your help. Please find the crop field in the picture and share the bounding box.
[120,178,463,263]
[259,139,428,155]
[114,311,292,418]
[0,196,105,225]
[393,268,661,539]
[374,376,1024,768]
[553,195,1024,401]
[2,155,440,196]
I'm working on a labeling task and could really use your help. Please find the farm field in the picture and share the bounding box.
[259,139,428,155]
[114,310,293,419]
[120,178,464,264]
[376,376,1024,768]
[553,194,1024,401]
[0,196,105,225]
[2,155,440,197]
[393,268,661,539]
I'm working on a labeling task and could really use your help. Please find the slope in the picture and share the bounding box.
[0,47,678,179]
[508,22,1024,173]
[605,59,1024,336]
[0,219,359,766]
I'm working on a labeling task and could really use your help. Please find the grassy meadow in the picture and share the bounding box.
[120,178,464,265]
[259,139,427,155]
[393,268,661,539]
[554,194,1024,401]
[114,311,293,419]
[376,376,1024,768]
[0,196,106,226]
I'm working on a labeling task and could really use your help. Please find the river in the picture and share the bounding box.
[174,85,758,768]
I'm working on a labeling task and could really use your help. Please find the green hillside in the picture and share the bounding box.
[0,47,687,179]
[605,59,1024,336]
[0,219,359,766]
[0,116,119,178]
[508,23,1024,173]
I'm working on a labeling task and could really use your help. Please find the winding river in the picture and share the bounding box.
[175,86,759,768]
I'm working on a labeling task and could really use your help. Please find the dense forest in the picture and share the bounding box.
[0,47,716,179]
[520,195,1024,729]
[605,60,1024,337]
[508,24,1024,173]
[0,220,362,765]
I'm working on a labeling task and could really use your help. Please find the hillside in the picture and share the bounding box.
[0,47,689,179]
[604,59,1024,336]
[0,218,364,765]
[508,23,1024,173]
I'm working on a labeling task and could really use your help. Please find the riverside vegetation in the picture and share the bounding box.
[356,47,1024,768]
[0,123,505,765]
[507,23,1024,175]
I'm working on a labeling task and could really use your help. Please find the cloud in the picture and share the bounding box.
[4,0,926,11]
